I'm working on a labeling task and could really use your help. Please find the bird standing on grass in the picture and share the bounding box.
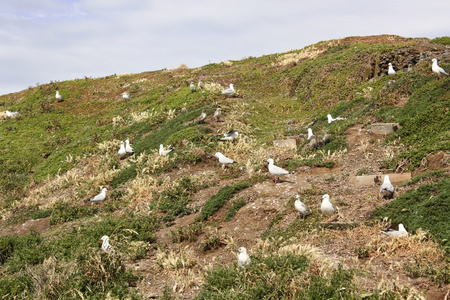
[190,82,196,93]
[88,188,108,203]
[215,152,237,167]
[294,195,311,221]
[380,175,395,199]
[117,141,126,159]
[236,247,251,267]
[320,194,336,222]
[125,139,134,154]
[122,92,130,100]
[221,84,235,96]
[432,58,449,80]
[196,109,207,123]
[307,128,314,140]
[99,235,114,252]
[388,62,396,79]
[213,107,221,122]
[198,79,204,89]
[55,91,63,101]
[266,158,293,184]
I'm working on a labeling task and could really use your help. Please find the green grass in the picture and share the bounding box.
[224,198,247,222]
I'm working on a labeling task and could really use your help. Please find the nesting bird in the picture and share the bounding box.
[219,129,239,141]
[236,247,251,267]
[266,158,293,184]
[5,110,19,118]
[117,141,127,159]
[320,194,336,222]
[99,235,114,252]
[388,62,396,78]
[327,114,346,123]
[190,82,196,93]
[125,139,134,155]
[382,223,408,237]
[294,195,311,221]
[431,58,449,80]
[122,92,130,100]
[55,91,63,101]
[380,175,395,199]
[88,188,108,203]
[214,152,237,166]
[221,84,235,96]
[159,144,174,156]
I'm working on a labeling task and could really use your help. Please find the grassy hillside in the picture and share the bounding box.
[0,35,449,299]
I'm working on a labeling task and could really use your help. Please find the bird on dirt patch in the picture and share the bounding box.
[55,91,63,101]
[431,58,449,80]
[88,188,108,203]
[122,92,130,100]
[236,247,251,267]
[388,62,396,78]
[320,194,336,222]
[380,175,394,199]
[221,84,235,96]
[190,82,196,93]
[99,235,114,252]
[213,107,221,122]
[117,141,127,159]
[125,139,134,154]
[266,158,293,184]
[294,195,311,221]
[218,129,239,141]
[382,223,408,237]
[159,144,174,156]
[327,114,346,123]
[215,152,237,166]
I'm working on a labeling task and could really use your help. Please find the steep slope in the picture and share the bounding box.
[0,35,449,299]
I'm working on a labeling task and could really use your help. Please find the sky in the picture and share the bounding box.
[1,0,449,95]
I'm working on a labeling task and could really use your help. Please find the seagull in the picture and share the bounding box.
[122,92,130,100]
[198,79,204,89]
[221,84,235,96]
[5,110,19,117]
[327,114,346,123]
[321,194,336,222]
[388,62,396,78]
[236,247,251,267]
[213,107,221,122]
[117,141,127,159]
[380,175,395,199]
[125,139,134,154]
[294,195,311,221]
[382,223,408,237]
[99,235,114,252]
[219,129,239,141]
[88,188,108,202]
[190,82,196,93]
[159,144,174,156]
[307,135,318,149]
[55,91,63,101]
[196,109,207,123]
[432,58,449,80]
[266,158,293,184]
[215,152,237,166]
[307,128,314,140]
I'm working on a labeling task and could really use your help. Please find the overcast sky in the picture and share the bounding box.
[1,0,449,95]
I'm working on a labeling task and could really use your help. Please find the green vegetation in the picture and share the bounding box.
[224,198,247,221]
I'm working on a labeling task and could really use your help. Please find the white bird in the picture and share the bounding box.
[321,194,336,222]
[5,110,19,117]
[382,223,408,237]
[117,141,126,159]
[266,158,293,184]
[327,114,346,123]
[122,92,130,100]
[307,128,314,140]
[159,144,174,156]
[215,152,236,166]
[125,139,134,154]
[221,84,235,96]
[380,175,395,199]
[236,247,251,267]
[99,235,114,252]
[198,79,204,89]
[219,129,238,141]
[190,82,196,93]
[388,62,396,78]
[432,58,449,79]
[88,188,108,202]
[294,195,311,221]
[213,107,221,122]
[55,91,63,101]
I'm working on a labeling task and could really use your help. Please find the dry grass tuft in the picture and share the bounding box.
[203,82,224,93]
[274,46,326,67]
[156,247,196,271]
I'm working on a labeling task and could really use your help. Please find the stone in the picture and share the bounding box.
[273,138,297,150]
[370,123,401,135]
